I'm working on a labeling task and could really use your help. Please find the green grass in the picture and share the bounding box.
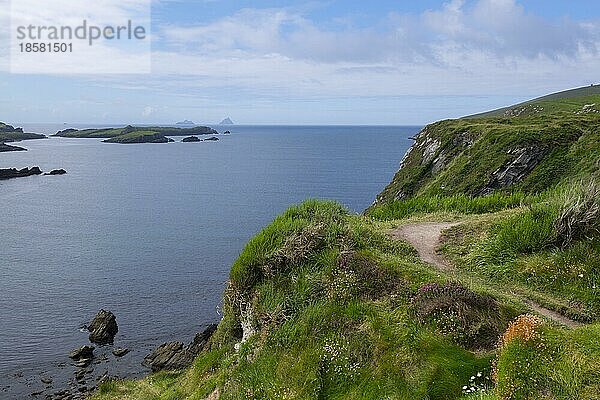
[92,200,511,400]
[91,197,600,400]
[495,322,600,400]
[436,180,600,322]
[367,192,536,221]
[467,85,600,118]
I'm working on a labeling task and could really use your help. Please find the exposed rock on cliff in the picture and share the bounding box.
[479,145,548,195]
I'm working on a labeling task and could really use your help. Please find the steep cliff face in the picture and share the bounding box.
[375,112,599,205]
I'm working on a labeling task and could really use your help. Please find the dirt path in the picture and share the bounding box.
[390,222,459,271]
[390,222,583,329]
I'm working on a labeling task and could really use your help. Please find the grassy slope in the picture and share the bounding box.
[92,89,600,400]
[374,113,600,204]
[467,85,600,118]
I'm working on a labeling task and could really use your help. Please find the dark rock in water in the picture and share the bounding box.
[0,167,42,180]
[111,348,129,357]
[223,131,231,134]
[69,346,94,361]
[182,136,201,142]
[143,324,217,372]
[40,375,53,385]
[75,369,87,383]
[44,169,67,176]
[203,136,219,142]
[88,310,118,345]
[0,143,26,152]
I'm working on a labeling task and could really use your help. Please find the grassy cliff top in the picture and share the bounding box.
[374,88,600,205]
[467,85,600,118]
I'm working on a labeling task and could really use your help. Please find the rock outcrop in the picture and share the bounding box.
[0,167,42,180]
[112,348,129,357]
[45,169,67,176]
[88,310,118,344]
[69,346,95,361]
[204,137,219,142]
[0,143,27,152]
[480,145,547,195]
[143,324,217,372]
[182,136,201,142]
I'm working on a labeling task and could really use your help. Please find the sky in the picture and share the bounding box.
[1,0,600,125]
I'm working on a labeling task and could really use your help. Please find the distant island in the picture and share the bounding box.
[176,120,195,126]
[0,122,47,151]
[219,117,234,125]
[54,125,219,144]
[104,131,175,144]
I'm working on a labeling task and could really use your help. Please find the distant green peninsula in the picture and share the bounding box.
[0,122,46,146]
[54,125,219,144]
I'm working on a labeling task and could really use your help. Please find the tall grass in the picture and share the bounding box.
[473,203,557,266]
[473,179,600,267]
[553,179,600,248]
[368,192,536,221]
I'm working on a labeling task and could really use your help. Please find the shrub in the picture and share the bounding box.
[553,179,600,248]
[496,314,543,351]
[326,252,406,301]
[494,320,600,400]
[412,282,502,350]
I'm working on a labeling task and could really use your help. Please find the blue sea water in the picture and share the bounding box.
[0,124,416,397]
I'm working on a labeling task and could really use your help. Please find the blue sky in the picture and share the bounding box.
[1,0,600,125]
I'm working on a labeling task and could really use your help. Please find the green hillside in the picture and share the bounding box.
[92,89,600,400]
[374,88,600,205]
[467,85,600,118]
